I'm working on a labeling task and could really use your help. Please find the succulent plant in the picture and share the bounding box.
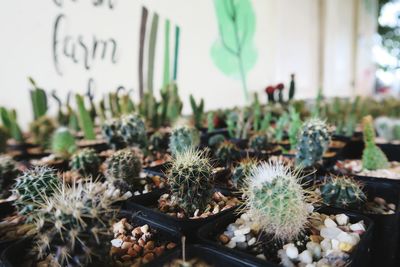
[12,166,60,221]
[362,115,389,170]
[105,149,142,184]
[29,116,56,148]
[0,155,19,196]
[295,118,331,168]
[288,107,302,150]
[231,158,258,188]
[189,94,204,129]
[119,114,147,148]
[168,148,214,215]
[0,126,9,153]
[243,161,312,241]
[214,140,240,166]
[248,133,269,151]
[70,148,101,177]
[208,134,226,148]
[101,118,126,150]
[320,176,365,209]
[149,131,166,152]
[51,127,77,158]
[169,126,200,155]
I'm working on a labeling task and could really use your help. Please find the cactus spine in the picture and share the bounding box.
[119,114,147,148]
[169,126,200,155]
[320,176,365,208]
[105,149,142,184]
[70,148,101,177]
[101,118,126,150]
[215,140,240,166]
[249,133,269,151]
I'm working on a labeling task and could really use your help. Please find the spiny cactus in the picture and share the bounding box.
[248,133,269,151]
[0,107,23,142]
[215,140,240,166]
[119,114,147,148]
[189,94,204,129]
[29,116,56,148]
[0,155,19,196]
[168,148,214,214]
[208,134,226,148]
[288,107,302,150]
[105,149,142,184]
[33,179,127,266]
[12,166,60,221]
[51,127,77,158]
[70,148,101,177]
[362,115,389,170]
[0,126,9,153]
[101,118,126,150]
[149,131,166,152]
[243,161,312,241]
[169,126,200,155]
[232,158,258,188]
[320,176,366,208]
[295,118,331,168]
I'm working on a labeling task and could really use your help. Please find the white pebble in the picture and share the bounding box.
[324,218,337,228]
[299,250,313,264]
[320,227,343,239]
[350,222,365,232]
[226,239,236,248]
[285,244,299,259]
[232,234,246,243]
[306,242,322,259]
[331,239,340,250]
[111,239,123,247]
[234,227,250,236]
[320,239,332,251]
[140,224,149,234]
[256,254,266,260]
[248,237,256,246]
[335,214,349,226]
[306,264,316,267]
[337,232,358,245]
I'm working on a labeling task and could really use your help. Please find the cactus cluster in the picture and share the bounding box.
[169,126,200,155]
[295,118,331,168]
[243,161,312,241]
[105,149,142,184]
[70,148,101,177]
[12,166,60,221]
[231,158,258,188]
[149,131,167,152]
[248,133,269,151]
[168,148,214,214]
[102,118,125,149]
[362,116,389,170]
[320,176,366,208]
[29,116,56,147]
[51,127,77,158]
[0,155,19,196]
[215,140,240,166]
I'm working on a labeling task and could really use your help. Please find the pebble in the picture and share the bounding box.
[306,242,322,259]
[298,250,313,264]
[320,227,343,239]
[226,239,236,248]
[374,197,386,206]
[219,234,230,244]
[339,242,354,252]
[121,241,133,250]
[331,239,340,250]
[234,227,250,236]
[335,214,349,226]
[337,232,357,246]
[349,222,365,232]
[285,244,299,259]
[237,242,248,250]
[324,218,337,228]
[248,237,256,246]
[111,239,123,248]
[232,234,246,243]
[388,203,396,211]
[320,239,332,251]
[140,224,149,234]
[305,264,316,267]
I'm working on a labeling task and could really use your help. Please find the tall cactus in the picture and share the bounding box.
[28,77,48,120]
[190,95,204,129]
[75,94,96,140]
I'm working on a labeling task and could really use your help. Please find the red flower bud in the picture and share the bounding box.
[276,83,284,90]
[265,86,275,94]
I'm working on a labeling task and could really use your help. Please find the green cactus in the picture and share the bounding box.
[190,94,204,129]
[208,134,226,148]
[296,118,331,168]
[51,91,69,126]
[320,176,365,209]
[75,94,96,140]
[288,107,302,150]
[394,124,400,140]
[119,114,147,148]
[105,149,142,184]
[0,107,23,143]
[207,112,215,132]
[169,126,200,155]
[0,155,19,196]
[288,74,295,101]
[215,140,240,166]
[51,127,77,158]
[252,93,261,132]
[165,83,183,122]
[274,113,289,142]
[70,148,101,177]
[168,148,214,214]
[28,77,48,120]
[0,126,9,153]
[249,133,269,151]
[260,113,272,132]
[29,116,56,148]
[101,118,126,150]
[362,115,389,170]
[243,161,311,241]
[232,158,258,188]
[12,166,60,222]
[149,131,166,152]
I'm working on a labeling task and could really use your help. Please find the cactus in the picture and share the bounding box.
[252,93,261,132]
[119,114,147,148]
[274,113,289,142]
[190,95,204,129]
[320,176,365,209]
[0,155,19,196]
[260,113,272,132]
[168,148,214,214]
[0,107,23,142]
[288,74,295,101]
[28,77,48,120]
[70,148,101,177]
[12,166,60,221]
[208,134,226,148]
[0,126,9,153]
[207,112,215,132]
[243,161,312,241]
[101,118,126,150]
[165,82,183,123]
[149,131,166,152]
[249,133,269,151]
[51,127,77,158]
[296,118,331,168]
[215,140,240,166]
[232,158,258,188]
[288,107,302,150]
[75,94,96,140]
[394,124,400,140]
[29,116,56,148]
[362,115,389,170]
[105,149,142,184]
[169,126,200,155]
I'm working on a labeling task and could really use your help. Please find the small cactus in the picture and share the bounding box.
[208,134,226,148]
[119,114,147,148]
[51,127,77,158]
[0,155,19,196]
[12,166,60,221]
[70,148,101,177]
[169,126,200,155]
[295,118,331,168]
[320,176,365,208]
[232,158,258,188]
[0,126,9,153]
[105,149,142,184]
[215,140,240,166]
[29,116,56,148]
[362,115,389,170]
[243,161,313,241]
[149,131,166,152]
[168,148,214,214]
[248,133,269,151]
[101,118,126,150]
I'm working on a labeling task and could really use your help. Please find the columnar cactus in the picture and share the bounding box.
[295,118,331,168]
[101,118,126,149]
[168,148,214,214]
[12,166,60,221]
[51,127,77,158]
[243,161,312,241]
[119,114,147,148]
[248,133,269,151]
[215,140,240,166]
[0,155,19,196]
[105,149,142,184]
[169,126,200,155]
[70,148,101,177]
[232,158,258,188]
[149,131,166,152]
[362,115,389,170]
[29,116,56,148]
[320,176,365,208]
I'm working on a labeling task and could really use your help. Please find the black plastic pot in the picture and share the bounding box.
[197,207,374,267]
[0,201,14,219]
[129,169,169,203]
[77,140,110,153]
[341,141,400,162]
[144,162,170,174]
[230,138,249,150]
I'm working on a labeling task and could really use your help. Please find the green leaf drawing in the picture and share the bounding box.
[211,0,257,102]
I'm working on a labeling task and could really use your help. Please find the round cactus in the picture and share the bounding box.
[119,114,147,148]
[30,116,57,148]
[105,149,142,184]
[12,166,60,221]
[168,148,214,214]
[215,140,240,166]
[0,126,9,153]
[248,133,269,151]
[320,176,366,208]
[101,118,126,150]
[70,148,101,177]
[295,118,331,168]
[149,131,166,152]
[169,126,200,155]
[0,155,19,196]
[208,134,226,148]
[51,127,77,158]
[232,158,258,188]
[243,161,312,241]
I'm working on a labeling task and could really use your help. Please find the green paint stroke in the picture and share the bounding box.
[211,0,257,102]
[163,19,171,88]
[147,13,159,93]
[173,25,180,81]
